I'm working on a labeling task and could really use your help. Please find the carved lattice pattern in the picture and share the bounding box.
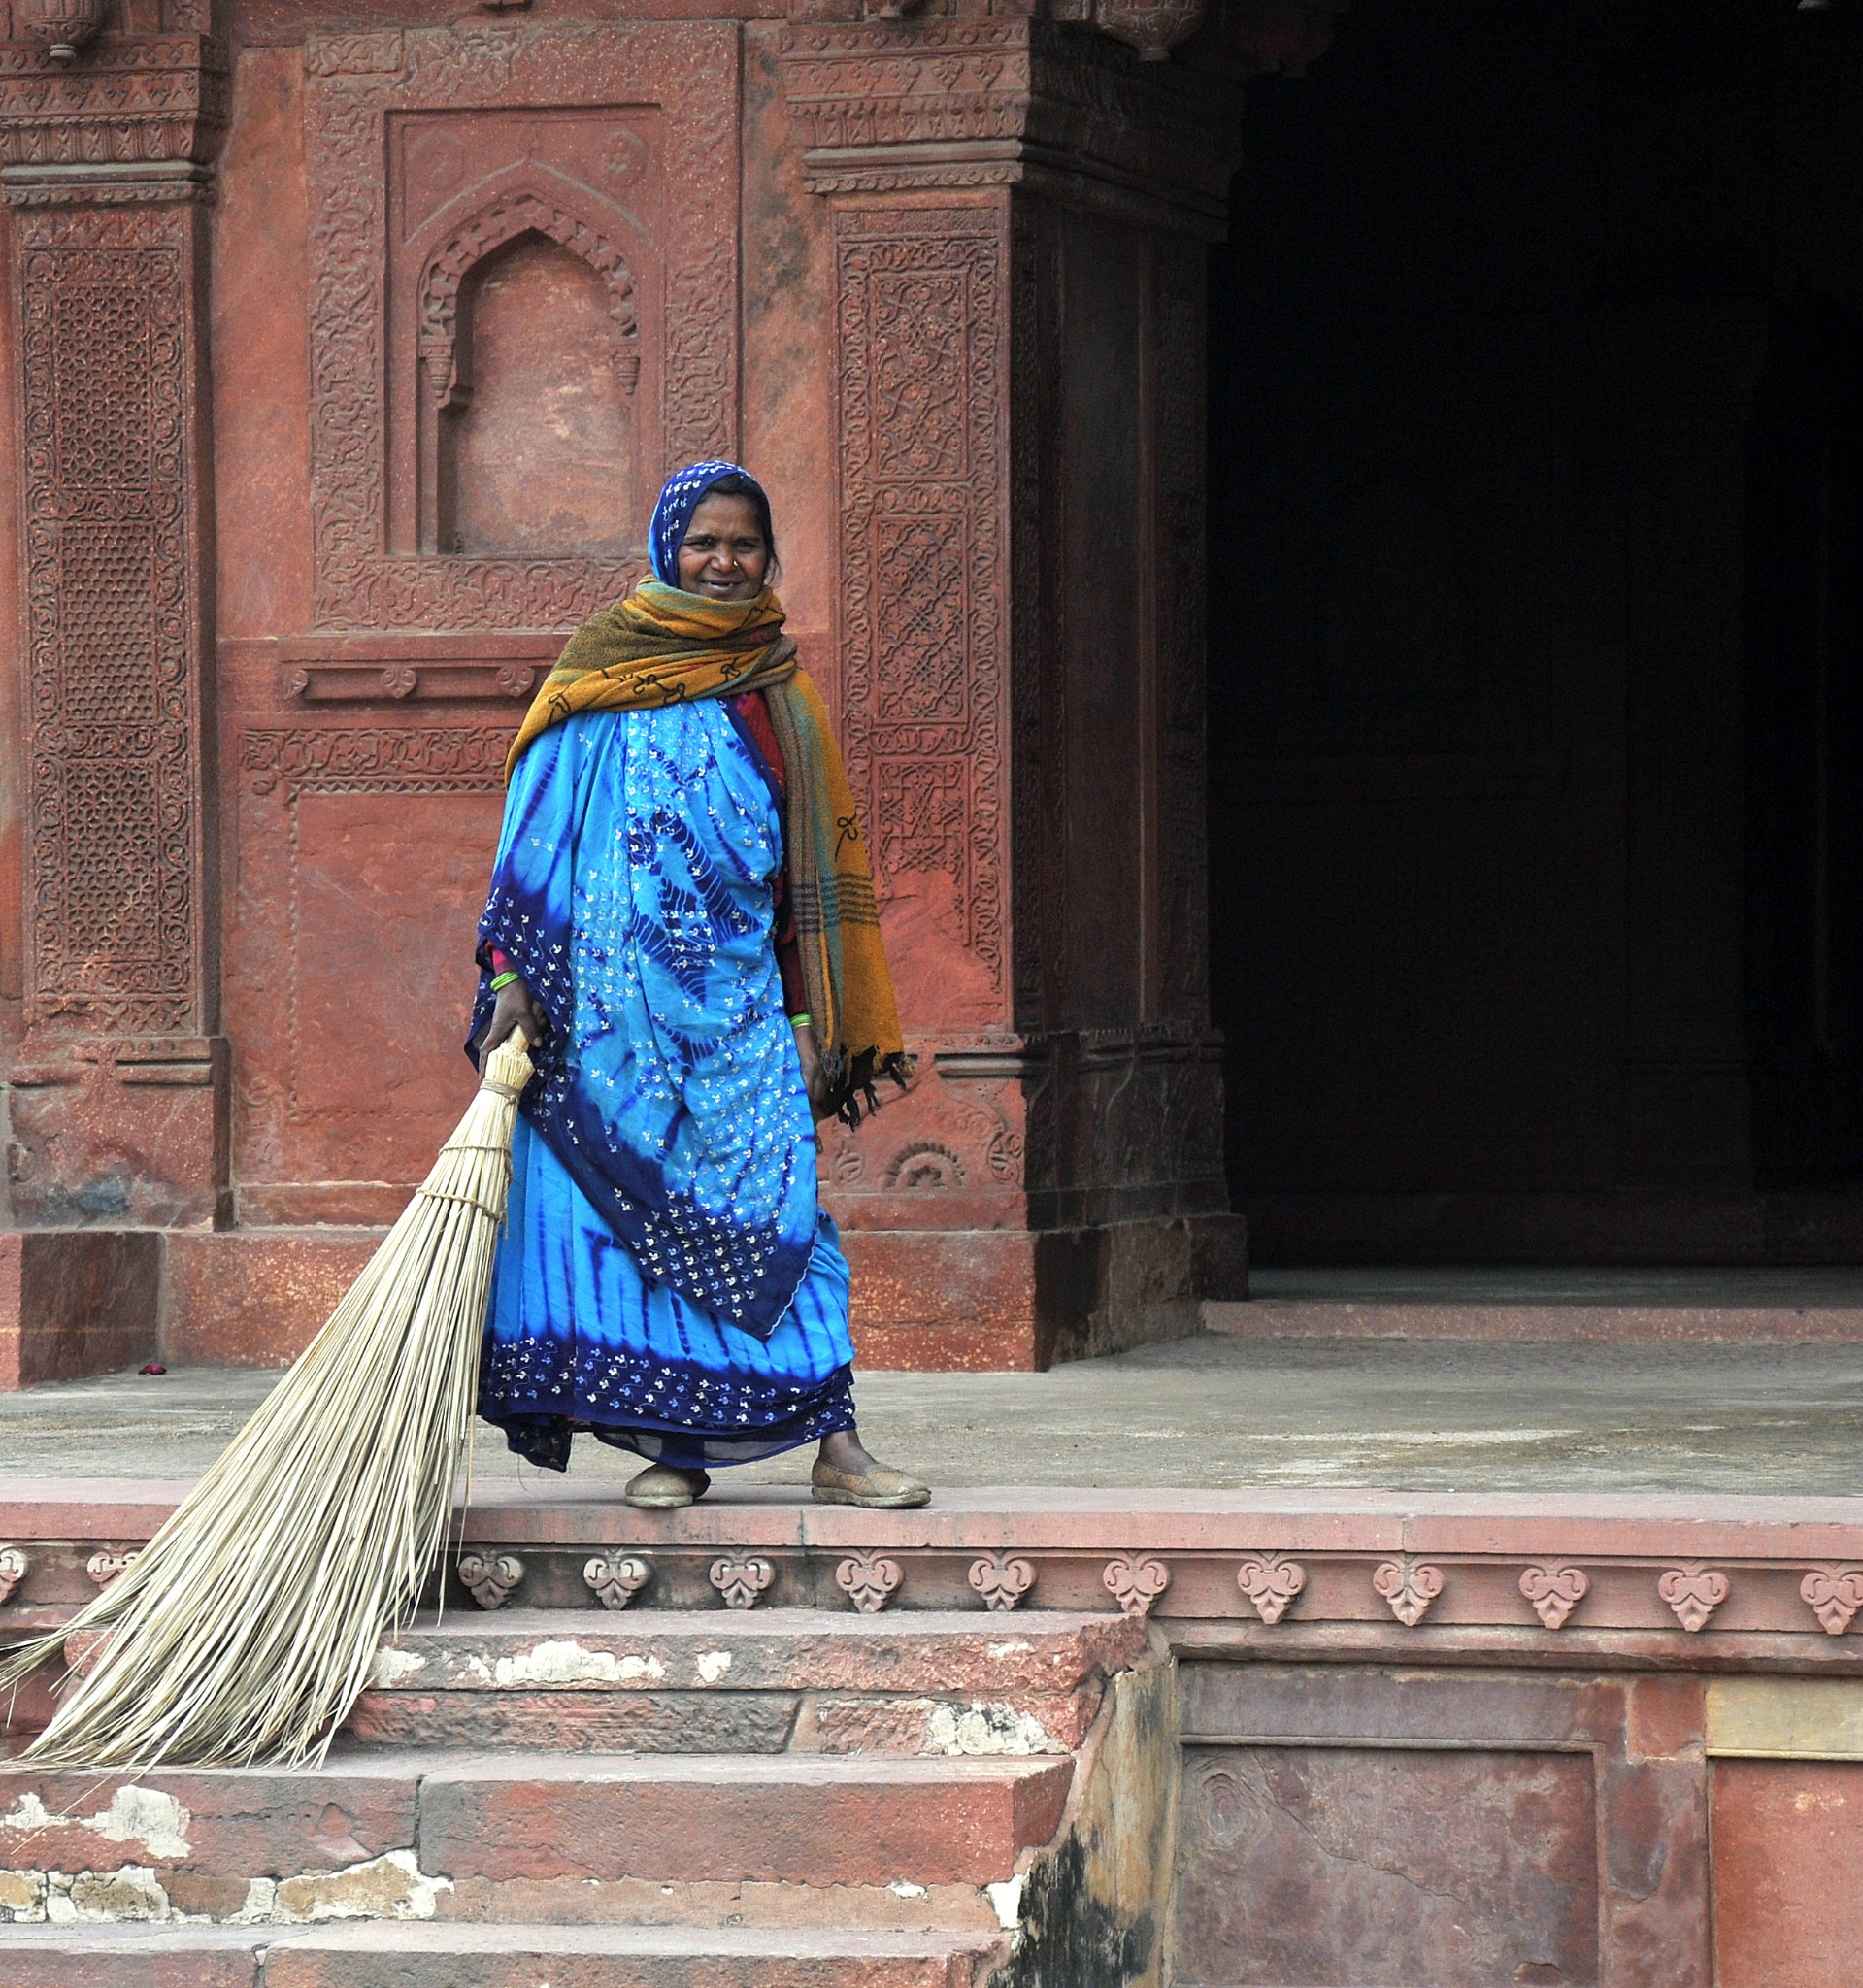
[19,207,198,1034]
[835,208,1005,997]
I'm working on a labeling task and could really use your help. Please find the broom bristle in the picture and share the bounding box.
[0,1030,537,1769]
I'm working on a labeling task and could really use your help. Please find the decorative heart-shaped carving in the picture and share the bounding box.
[1657,1566,1728,1633]
[457,1550,524,1610]
[1801,1567,1863,1637]
[710,1556,775,1610]
[1103,1555,1171,1619]
[836,1553,902,1615]
[1519,1563,1589,1630]
[968,1553,1036,1613]
[583,1554,650,1611]
[85,1549,138,1590]
[1373,1557,1445,1628]
[1237,1553,1306,1625]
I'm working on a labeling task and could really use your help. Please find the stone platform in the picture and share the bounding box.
[5,1475,1863,1983]
[9,1327,1863,1493]
[7,1331,1863,1983]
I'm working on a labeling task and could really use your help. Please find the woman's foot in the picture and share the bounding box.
[812,1428,931,1508]
[624,1463,711,1509]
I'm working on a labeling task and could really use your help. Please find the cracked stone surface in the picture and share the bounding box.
[7,1328,1863,1491]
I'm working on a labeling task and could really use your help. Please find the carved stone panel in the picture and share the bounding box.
[16,200,206,1039]
[304,19,740,631]
[232,727,509,1203]
[834,202,1009,1032]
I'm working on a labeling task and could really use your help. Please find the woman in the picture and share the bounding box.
[468,461,928,1511]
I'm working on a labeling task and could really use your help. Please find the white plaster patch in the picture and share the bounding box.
[68,1866,169,1922]
[1,1793,52,1835]
[231,1878,279,1924]
[927,1701,1056,1757]
[987,1641,1033,1660]
[986,1874,1025,1930]
[369,1647,428,1689]
[463,1654,493,1683]
[3,1786,190,1863]
[0,1867,48,1922]
[695,1649,733,1684]
[88,1788,191,1863]
[272,1850,453,1923]
[888,1878,929,1900]
[491,1640,665,1687]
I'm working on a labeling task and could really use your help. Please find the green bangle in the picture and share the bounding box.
[489,970,521,992]
[789,1012,813,1030]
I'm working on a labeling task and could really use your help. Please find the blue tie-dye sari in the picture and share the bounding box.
[469,699,857,1472]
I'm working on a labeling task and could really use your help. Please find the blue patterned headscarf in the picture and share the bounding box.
[649,459,765,585]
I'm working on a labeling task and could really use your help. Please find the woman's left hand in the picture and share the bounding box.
[793,1022,834,1119]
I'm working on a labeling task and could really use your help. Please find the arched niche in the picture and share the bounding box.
[414,190,643,558]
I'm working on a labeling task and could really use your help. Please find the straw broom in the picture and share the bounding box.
[0,1027,536,1770]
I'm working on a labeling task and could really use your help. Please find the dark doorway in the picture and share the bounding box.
[1746,300,1863,1186]
[1207,0,1863,1262]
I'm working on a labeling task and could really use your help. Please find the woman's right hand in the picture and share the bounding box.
[477,976,547,1065]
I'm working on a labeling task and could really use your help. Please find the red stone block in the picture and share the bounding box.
[417,1755,1072,1886]
[362,1610,1143,1700]
[844,1230,1042,1372]
[0,1764,417,1878]
[0,1232,159,1392]
[160,1231,382,1368]
[347,1689,801,1753]
[261,1923,993,1988]
[0,1929,261,1987]
[1177,1741,1600,1988]
[1713,1760,1863,1988]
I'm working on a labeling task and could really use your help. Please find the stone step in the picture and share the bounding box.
[348,1607,1133,1755]
[423,1753,1070,1889]
[0,1921,1001,1986]
[0,1751,1071,1915]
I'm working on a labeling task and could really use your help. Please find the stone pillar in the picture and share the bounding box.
[781,14,1246,1365]
[0,11,226,1269]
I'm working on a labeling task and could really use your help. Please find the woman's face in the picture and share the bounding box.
[676,493,770,601]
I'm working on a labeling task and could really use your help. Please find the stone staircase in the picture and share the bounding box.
[0,1607,1155,1985]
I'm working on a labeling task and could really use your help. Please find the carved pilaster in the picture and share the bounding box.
[0,18,227,1226]
[780,17,1236,233]
[783,18,1246,1361]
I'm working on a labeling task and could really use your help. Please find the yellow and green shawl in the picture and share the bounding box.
[508,580,910,1121]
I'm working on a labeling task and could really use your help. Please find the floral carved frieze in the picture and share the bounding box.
[1802,1567,1863,1637]
[1657,1566,1728,1635]
[243,728,514,801]
[1519,1563,1590,1631]
[0,34,227,175]
[1236,1553,1306,1624]
[19,1536,1863,1647]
